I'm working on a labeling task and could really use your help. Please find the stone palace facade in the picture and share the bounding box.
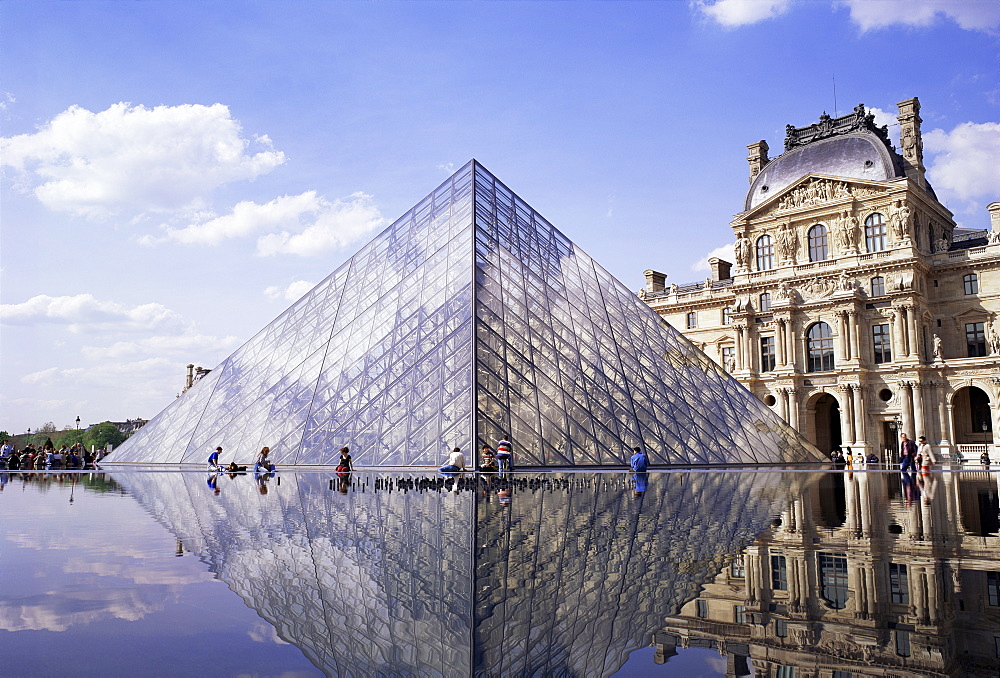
[642,98,1000,461]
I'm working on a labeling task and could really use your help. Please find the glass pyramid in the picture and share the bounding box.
[110,160,822,466]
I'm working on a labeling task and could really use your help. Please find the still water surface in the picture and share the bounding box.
[1,469,997,677]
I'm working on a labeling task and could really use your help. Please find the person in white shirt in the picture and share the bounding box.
[917,436,936,474]
[440,447,466,472]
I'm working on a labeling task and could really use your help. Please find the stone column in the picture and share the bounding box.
[734,324,745,371]
[850,310,862,363]
[776,319,787,366]
[913,382,926,440]
[838,311,849,362]
[787,319,797,369]
[900,381,914,439]
[852,385,867,451]
[788,389,800,431]
[938,385,952,448]
[779,387,789,422]
[841,384,856,443]
[906,305,920,359]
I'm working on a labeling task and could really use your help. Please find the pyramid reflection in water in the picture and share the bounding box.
[113,471,809,677]
[110,161,820,466]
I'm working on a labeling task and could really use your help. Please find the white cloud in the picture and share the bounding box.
[695,0,793,27]
[924,122,1000,205]
[1,294,182,333]
[840,0,1000,32]
[255,191,386,256]
[81,332,241,361]
[144,190,385,256]
[0,102,285,218]
[864,106,897,131]
[264,280,317,302]
[692,242,736,272]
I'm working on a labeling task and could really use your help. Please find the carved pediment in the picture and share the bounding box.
[738,175,889,222]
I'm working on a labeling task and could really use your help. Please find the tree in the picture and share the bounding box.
[83,422,126,450]
[0,431,9,444]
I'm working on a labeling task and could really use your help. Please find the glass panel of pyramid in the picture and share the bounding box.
[109,160,823,466]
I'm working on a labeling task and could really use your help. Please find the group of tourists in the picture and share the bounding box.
[0,441,101,470]
[439,435,515,474]
[208,445,275,474]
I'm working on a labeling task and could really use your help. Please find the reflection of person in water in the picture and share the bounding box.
[497,488,511,505]
[900,471,919,507]
[255,470,271,495]
[207,473,221,495]
[632,472,648,498]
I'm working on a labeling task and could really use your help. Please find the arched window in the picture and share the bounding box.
[759,292,771,313]
[865,213,886,252]
[756,235,774,271]
[808,224,828,262]
[871,276,885,297]
[807,322,835,372]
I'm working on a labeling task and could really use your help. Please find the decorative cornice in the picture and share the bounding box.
[783,104,893,153]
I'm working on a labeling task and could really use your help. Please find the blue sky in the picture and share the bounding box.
[2,0,999,435]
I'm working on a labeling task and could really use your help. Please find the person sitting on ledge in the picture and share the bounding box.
[479,445,498,472]
[254,446,274,473]
[440,447,466,473]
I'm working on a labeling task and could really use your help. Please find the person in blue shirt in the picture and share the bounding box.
[208,446,222,469]
[629,446,649,472]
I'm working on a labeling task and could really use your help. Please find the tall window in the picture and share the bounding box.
[988,572,1000,607]
[964,273,979,295]
[733,605,747,624]
[686,311,697,329]
[771,555,788,590]
[865,213,887,252]
[967,322,987,357]
[722,345,735,372]
[722,307,732,325]
[819,553,849,609]
[808,322,835,372]
[889,563,910,604]
[759,292,771,313]
[756,235,774,271]
[696,599,708,618]
[731,554,745,578]
[776,667,797,678]
[761,336,776,372]
[808,224,829,262]
[775,619,788,638]
[871,276,885,297]
[895,630,911,657]
[873,324,892,364]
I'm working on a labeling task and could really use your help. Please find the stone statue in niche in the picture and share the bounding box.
[934,237,950,253]
[888,200,909,243]
[704,277,713,291]
[776,280,796,302]
[669,282,679,295]
[836,271,855,292]
[932,333,943,361]
[844,211,861,253]
[989,320,1000,356]
[775,222,798,264]
[734,233,752,270]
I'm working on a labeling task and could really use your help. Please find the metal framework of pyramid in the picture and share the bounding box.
[110,160,822,466]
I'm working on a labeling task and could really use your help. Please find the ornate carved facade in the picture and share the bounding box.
[643,98,1000,461]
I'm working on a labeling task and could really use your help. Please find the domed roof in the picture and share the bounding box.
[745,132,903,211]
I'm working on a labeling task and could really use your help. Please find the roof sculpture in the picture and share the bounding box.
[109,160,823,466]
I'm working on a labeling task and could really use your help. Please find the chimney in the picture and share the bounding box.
[896,97,926,189]
[747,140,769,183]
[709,258,733,282]
[644,270,667,293]
[988,202,1000,233]
[185,364,194,391]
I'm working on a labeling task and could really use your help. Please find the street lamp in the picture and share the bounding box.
[75,416,81,431]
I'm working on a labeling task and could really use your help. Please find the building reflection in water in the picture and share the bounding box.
[657,470,1000,677]
[113,470,810,677]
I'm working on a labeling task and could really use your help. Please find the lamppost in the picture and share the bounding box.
[889,415,902,463]
[75,416,80,431]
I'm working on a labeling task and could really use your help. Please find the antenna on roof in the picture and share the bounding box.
[832,75,838,117]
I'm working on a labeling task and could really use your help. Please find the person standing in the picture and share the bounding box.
[208,446,222,469]
[917,436,936,475]
[496,435,513,471]
[629,446,649,472]
[899,433,917,472]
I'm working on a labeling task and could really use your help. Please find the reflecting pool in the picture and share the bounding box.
[1,468,998,677]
